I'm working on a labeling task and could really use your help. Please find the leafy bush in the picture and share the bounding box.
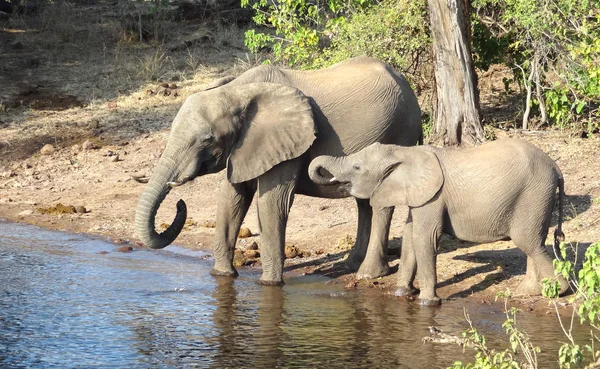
[314,0,431,87]
[242,0,431,89]
[451,242,600,369]
[472,0,600,130]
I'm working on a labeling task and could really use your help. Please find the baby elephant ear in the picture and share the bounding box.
[227,82,316,183]
[370,147,443,209]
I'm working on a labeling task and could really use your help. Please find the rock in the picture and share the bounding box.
[315,248,325,255]
[89,119,100,129]
[169,83,178,89]
[40,144,55,155]
[336,234,354,251]
[246,241,259,251]
[0,170,15,178]
[75,206,86,214]
[117,246,133,253]
[71,144,80,152]
[109,154,120,162]
[82,140,98,150]
[202,220,216,228]
[285,245,299,259]
[12,41,23,49]
[18,209,33,216]
[21,162,31,169]
[97,251,109,255]
[245,249,260,259]
[318,205,329,211]
[238,227,252,238]
[233,249,247,267]
[345,280,358,289]
[37,203,77,215]
[113,238,126,244]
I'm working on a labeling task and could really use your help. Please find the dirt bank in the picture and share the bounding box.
[1,6,599,312]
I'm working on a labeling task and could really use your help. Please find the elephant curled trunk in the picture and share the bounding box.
[135,159,188,249]
[308,156,341,185]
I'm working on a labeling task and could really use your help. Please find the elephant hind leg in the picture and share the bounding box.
[346,198,372,271]
[511,193,569,296]
[511,234,569,296]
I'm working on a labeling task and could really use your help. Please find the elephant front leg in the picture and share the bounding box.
[395,212,419,297]
[211,181,256,277]
[355,205,393,280]
[346,198,372,271]
[256,161,300,285]
[411,207,443,306]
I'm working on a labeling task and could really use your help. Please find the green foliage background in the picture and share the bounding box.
[242,0,599,132]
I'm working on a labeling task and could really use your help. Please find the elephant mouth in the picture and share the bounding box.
[316,167,345,186]
[197,157,219,176]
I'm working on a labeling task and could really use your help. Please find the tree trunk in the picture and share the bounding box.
[427,0,484,146]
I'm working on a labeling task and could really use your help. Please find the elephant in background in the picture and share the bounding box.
[135,56,422,285]
[309,138,569,305]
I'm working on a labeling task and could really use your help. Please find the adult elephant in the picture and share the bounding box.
[135,56,422,285]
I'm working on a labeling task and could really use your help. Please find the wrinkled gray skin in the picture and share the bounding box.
[309,138,569,305]
[135,57,422,285]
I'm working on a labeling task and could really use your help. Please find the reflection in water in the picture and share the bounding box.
[0,220,588,368]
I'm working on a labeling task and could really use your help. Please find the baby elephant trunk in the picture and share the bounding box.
[308,156,342,185]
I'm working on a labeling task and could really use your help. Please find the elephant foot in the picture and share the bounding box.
[516,276,570,297]
[417,296,442,307]
[515,279,542,297]
[355,260,390,280]
[210,267,239,278]
[257,278,284,286]
[394,286,419,297]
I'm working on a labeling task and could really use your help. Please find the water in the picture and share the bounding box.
[0,220,584,368]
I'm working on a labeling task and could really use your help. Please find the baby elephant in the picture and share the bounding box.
[309,138,568,305]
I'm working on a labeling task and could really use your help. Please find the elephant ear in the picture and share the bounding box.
[370,147,443,209]
[203,75,236,91]
[227,82,316,183]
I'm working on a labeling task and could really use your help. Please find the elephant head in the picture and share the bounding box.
[135,82,316,249]
[309,144,443,209]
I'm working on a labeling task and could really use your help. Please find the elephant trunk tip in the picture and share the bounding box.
[308,156,337,185]
[136,199,188,250]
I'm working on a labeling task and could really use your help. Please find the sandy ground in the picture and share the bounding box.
[1,6,599,311]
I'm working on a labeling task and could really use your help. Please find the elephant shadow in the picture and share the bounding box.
[555,194,592,227]
[436,247,523,300]
[284,249,400,279]
[437,241,596,300]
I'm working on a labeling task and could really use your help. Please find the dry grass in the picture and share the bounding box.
[0,2,259,165]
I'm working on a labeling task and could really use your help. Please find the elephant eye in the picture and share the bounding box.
[201,135,215,144]
[353,164,361,171]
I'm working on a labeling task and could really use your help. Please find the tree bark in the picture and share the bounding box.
[427,0,484,146]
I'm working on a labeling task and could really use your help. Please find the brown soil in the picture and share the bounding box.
[1,5,599,313]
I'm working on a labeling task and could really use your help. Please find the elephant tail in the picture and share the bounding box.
[553,173,565,260]
[418,129,424,146]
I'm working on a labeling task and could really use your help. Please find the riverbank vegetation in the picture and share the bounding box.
[449,241,600,368]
